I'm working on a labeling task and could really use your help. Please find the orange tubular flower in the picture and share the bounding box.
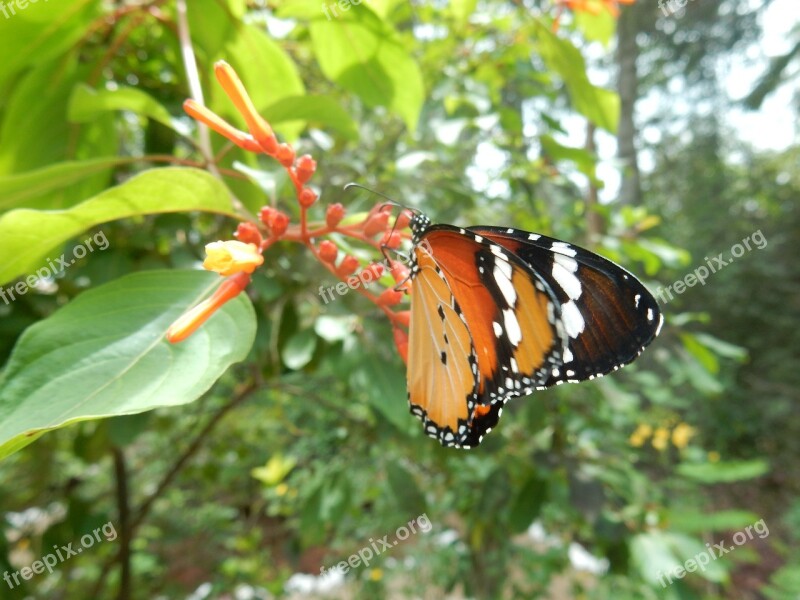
[556,0,635,17]
[203,240,264,276]
[213,61,278,154]
[166,273,251,343]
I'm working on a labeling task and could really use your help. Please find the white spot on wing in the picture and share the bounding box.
[494,262,516,305]
[503,308,522,346]
[634,294,641,308]
[492,321,503,337]
[647,308,654,321]
[528,233,541,241]
[561,301,585,338]
[563,348,574,363]
[552,254,582,300]
[551,241,577,257]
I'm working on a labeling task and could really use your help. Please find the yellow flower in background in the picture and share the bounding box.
[203,240,264,276]
[629,423,653,447]
[671,423,696,449]
[369,568,383,581]
[651,427,670,451]
[708,451,721,463]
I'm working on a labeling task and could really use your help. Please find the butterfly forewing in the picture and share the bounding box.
[468,227,663,386]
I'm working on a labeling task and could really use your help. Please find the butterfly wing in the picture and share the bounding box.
[468,227,663,386]
[408,225,566,447]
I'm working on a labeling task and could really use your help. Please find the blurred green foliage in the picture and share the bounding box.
[0,0,796,598]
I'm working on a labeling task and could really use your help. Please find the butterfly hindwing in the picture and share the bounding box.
[468,227,663,386]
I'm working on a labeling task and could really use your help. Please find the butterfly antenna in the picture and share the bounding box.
[343,183,420,215]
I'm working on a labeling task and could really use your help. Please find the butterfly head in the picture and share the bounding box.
[409,212,431,243]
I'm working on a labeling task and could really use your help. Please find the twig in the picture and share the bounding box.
[112,447,131,600]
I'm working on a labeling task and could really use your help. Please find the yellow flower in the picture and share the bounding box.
[629,423,653,447]
[651,427,670,451]
[203,240,264,276]
[369,568,383,581]
[708,451,721,463]
[671,423,696,449]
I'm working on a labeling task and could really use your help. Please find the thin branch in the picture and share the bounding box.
[112,447,132,600]
[90,383,257,597]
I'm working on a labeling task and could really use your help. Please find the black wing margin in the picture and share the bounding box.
[468,227,663,388]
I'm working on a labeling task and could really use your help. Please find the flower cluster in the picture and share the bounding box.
[552,0,635,31]
[629,422,695,451]
[166,61,412,360]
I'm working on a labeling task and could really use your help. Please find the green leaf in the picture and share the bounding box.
[677,460,770,484]
[508,475,547,534]
[667,509,761,533]
[680,332,720,374]
[0,0,102,92]
[67,85,188,134]
[0,57,117,201]
[281,329,318,370]
[534,22,619,132]
[692,333,748,362]
[387,461,427,516]
[0,167,237,286]
[540,134,597,181]
[0,270,256,460]
[309,6,424,131]
[0,158,131,211]
[574,10,616,46]
[350,354,410,433]
[264,95,359,140]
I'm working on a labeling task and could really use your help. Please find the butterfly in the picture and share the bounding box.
[402,213,662,449]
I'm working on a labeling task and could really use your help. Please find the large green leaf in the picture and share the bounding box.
[305,5,424,132]
[535,22,619,132]
[0,269,256,460]
[264,95,360,141]
[677,460,770,483]
[0,158,132,211]
[0,57,117,201]
[0,167,237,286]
[68,85,188,135]
[0,0,101,93]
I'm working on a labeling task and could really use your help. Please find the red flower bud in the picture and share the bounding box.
[270,212,289,237]
[337,255,359,277]
[363,211,391,238]
[326,203,346,228]
[234,222,263,246]
[299,188,318,208]
[319,240,338,263]
[380,231,402,249]
[360,263,384,282]
[394,311,411,327]
[260,206,289,237]
[259,206,276,227]
[393,326,409,363]
[396,210,412,230]
[389,261,410,284]
[276,143,295,167]
[296,154,317,184]
[377,288,404,306]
